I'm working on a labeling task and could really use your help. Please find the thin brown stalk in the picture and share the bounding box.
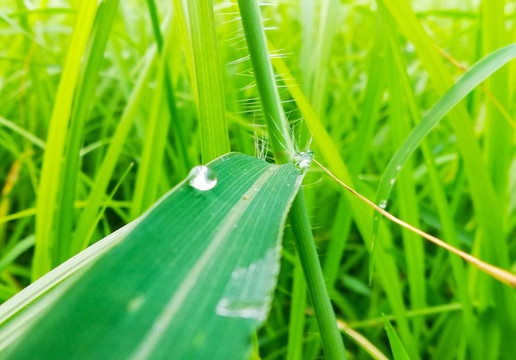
[314,159,516,288]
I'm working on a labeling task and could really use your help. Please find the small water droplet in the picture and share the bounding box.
[390,178,396,185]
[396,165,402,171]
[188,165,217,191]
[379,199,388,209]
[215,298,268,321]
[127,296,145,313]
[293,150,315,170]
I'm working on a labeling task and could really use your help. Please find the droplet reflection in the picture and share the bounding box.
[188,165,217,191]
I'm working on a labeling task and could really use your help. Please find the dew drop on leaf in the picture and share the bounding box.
[293,150,315,170]
[379,199,388,209]
[188,165,217,191]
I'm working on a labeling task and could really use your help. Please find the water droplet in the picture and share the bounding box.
[216,298,269,322]
[127,296,145,313]
[293,150,315,170]
[188,165,217,191]
[396,165,402,171]
[379,199,388,209]
[390,178,396,185]
[215,250,279,322]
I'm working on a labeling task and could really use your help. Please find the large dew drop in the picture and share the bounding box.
[379,199,388,209]
[293,150,315,170]
[188,165,217,191]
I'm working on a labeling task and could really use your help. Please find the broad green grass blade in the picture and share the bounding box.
[0,153,302,360]
[374,43,516,238]
[383,316,410,360]
[188,0,230,163]
[32,0,98,280]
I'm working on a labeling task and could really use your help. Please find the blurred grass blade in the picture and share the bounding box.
[0,153,302,360]
[130,46,171,218]
[269,43,417,358]
[188,0,230,163]
[309,0,339,116]
[315,159,516,288]
[383,316,410,360]
[32,0,98,281]
[337,319,389,360]
[73,46,158,251]
[0,116,45,149]
[373,43,516,245]
[482,0,511,201]
[58,0,119,263]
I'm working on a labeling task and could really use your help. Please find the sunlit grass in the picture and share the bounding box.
[1,0,515,359]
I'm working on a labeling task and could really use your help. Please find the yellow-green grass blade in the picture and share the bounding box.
[73,46,158,252]
[386,51,426,348]
[188,0,230,163]
[171,0,196,94]
[57,0,119,265]
[32,0,98,281]
[130,47,171,219]
[482,0,511,202]
[309,0,340,117]
[0,116,45,149]
[0,153,302,360]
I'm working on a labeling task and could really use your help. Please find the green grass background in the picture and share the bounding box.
[1,0,515,359]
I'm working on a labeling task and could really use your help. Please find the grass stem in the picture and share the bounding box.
[237,1,347,358]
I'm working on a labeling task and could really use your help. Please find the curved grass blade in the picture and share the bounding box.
[32,0,98,281]
[0,153,302,360]
[372,43,516,249]
[383,316,410,360]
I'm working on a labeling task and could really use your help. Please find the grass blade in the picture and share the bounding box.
[269,48,417,358]
[237,1,346,358]
[0,153,302,359]
[383,316,410,360]
[32,0,98,280]
[188,0,230,163]
[373,43,516,243]
[58,0,120,263]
